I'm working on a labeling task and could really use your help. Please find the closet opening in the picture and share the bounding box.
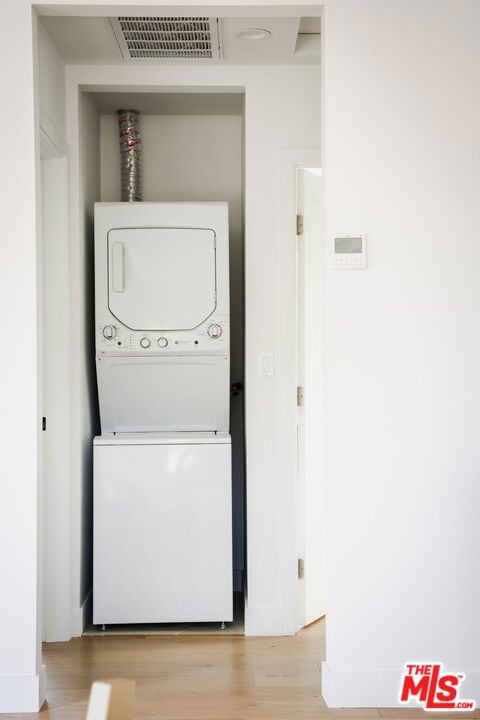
[42,86,246,637]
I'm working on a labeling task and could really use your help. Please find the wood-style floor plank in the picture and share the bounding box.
[2,620,478,719]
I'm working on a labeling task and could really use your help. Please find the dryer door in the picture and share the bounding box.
[108,227,216,331]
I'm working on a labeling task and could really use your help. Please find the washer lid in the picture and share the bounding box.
[107,226,216,331]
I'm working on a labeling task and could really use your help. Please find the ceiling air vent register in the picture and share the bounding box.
[110,17,222,60]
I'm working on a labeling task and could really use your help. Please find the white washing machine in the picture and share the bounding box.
[95,201,230,433]
[93,433,232,625]
[93,202,232,625]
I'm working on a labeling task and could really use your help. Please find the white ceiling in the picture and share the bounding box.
[40,15,320,65]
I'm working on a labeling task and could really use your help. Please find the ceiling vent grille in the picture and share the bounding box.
[110,17,221,60]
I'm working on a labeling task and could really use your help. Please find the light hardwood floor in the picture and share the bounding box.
[5,620,480,719]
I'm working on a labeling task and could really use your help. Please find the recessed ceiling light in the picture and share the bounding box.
[235,28,272,41]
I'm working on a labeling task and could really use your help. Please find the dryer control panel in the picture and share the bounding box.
[96,314,229,356]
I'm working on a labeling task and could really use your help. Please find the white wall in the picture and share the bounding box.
[0,4,44,712]
[322,0,480,707]
[100,111,246,587]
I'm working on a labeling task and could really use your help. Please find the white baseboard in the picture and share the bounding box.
[244,606,288,636]
[39,663,46,707]
[322,664,401,707]
[322,663,480,709]
[0,665,46,713]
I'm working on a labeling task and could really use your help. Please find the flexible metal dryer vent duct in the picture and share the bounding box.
[117,109,142,202]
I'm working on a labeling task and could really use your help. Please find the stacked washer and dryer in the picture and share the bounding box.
[93,201,232,626]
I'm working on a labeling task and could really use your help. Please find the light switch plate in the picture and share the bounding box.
[258,352,274,377]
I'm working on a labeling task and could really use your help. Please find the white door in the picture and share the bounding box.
[297,168,325,627]
[108,227,216,330]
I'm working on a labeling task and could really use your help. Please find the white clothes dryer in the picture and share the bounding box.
[94,202,230,433]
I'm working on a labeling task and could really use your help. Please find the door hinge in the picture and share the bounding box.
[296,213,304,236]
[42,417,47,431]
[297,385,304,407]
[298,558,305,580]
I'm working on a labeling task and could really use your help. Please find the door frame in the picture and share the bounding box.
[47,62,321,639]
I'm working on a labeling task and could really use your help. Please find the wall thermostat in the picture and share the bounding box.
[333,235,367,269]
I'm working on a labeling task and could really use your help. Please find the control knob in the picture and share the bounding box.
[140,337,151,349]
[102,325,117,340]
[157,337,168,348]
[207,323,222,339]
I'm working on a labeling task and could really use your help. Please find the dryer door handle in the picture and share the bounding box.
[111,241,125,292]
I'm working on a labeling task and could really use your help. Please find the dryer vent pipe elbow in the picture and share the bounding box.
[117,109,143,202]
